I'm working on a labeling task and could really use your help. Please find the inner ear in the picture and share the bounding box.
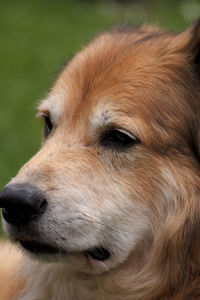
[194,45,200,68]
[191,121,200,161]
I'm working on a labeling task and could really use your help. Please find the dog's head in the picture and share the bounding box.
[1,22,200,276]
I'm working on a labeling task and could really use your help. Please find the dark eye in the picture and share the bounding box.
[100,128,140,150]
[44,116,53,137]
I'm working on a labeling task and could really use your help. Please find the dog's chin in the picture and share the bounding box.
[4,223,113,272]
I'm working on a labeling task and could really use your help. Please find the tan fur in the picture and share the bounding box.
[0,242,24,300]
[2,21,200,299]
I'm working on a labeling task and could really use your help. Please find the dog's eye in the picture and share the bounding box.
[44,116,53,137]
[100,128,140,150]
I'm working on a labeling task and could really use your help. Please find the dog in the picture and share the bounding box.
[1,20,200,300]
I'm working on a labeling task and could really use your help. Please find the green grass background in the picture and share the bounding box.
[0,0,199,235]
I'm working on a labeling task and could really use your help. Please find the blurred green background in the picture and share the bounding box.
[0,0,199,235]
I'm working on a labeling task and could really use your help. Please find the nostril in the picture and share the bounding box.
[0,183,47,226]
[2,207,31,226]
[38,199,47,214]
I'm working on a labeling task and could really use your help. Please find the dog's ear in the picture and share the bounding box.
[172,20,200,160]
[172,19,200,74]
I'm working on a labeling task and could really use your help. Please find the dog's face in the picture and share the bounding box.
[1,23,200,275]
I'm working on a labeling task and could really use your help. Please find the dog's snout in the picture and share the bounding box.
[0,183,47,226]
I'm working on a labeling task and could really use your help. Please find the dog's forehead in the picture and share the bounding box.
[38,29,190,133]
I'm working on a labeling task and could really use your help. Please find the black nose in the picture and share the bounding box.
[0,184,47,226]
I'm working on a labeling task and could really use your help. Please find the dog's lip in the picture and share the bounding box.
[18,236,110,261]
[17,235,62,255]
[19,239,62,255]
[86,247,110,261]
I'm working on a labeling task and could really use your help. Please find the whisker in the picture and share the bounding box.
[67,213,121,235]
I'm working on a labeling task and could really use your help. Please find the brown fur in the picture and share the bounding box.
[2,21,200,299]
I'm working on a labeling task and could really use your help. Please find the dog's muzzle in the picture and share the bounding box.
[0,183,47,226]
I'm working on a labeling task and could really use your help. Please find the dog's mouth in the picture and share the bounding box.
[20,240,59,255]
[19,239,110,261]
[87,247,110,261]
